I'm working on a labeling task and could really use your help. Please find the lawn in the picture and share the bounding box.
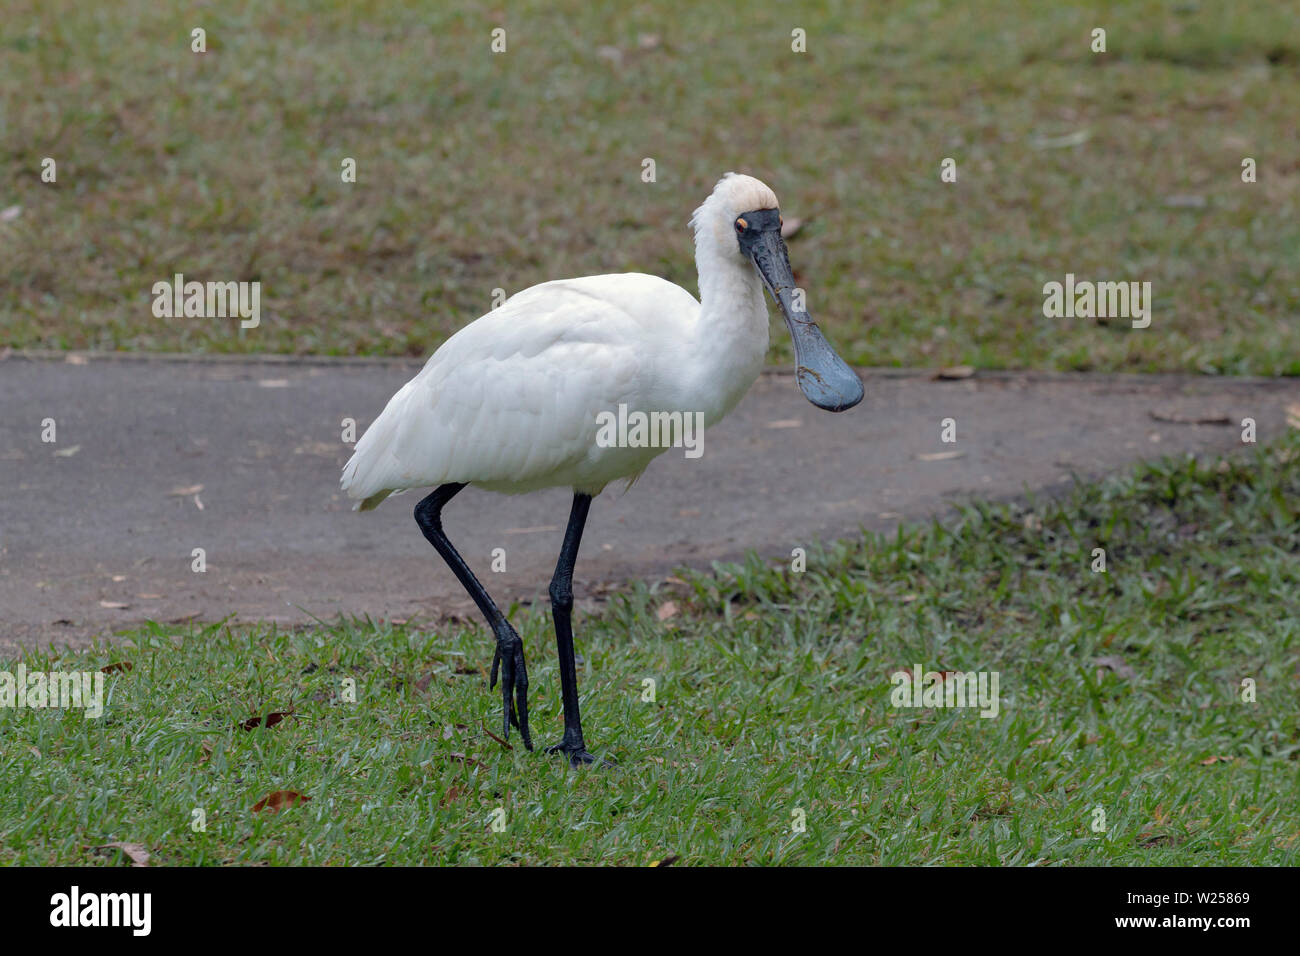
[3,0,1298,372]
[3,433,1296,865]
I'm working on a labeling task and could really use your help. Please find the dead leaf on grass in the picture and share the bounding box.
[933,365,975,380]
[90,842,150,866]
[239,708,295,731]
[252,790,311,812]
[1095,655,1138,680]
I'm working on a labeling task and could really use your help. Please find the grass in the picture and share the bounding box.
[2,0,1298,372]
[3,433,1297,865]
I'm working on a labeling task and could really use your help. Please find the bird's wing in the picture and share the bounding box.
[341,283,649,506]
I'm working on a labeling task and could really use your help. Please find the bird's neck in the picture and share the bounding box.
[689,241,770,423]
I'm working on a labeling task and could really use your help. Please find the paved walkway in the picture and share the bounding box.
[3,352,1297,651]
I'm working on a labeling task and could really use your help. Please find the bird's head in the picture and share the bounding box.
[691,172,863,413]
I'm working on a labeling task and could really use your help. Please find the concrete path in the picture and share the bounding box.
[2,351,1297,652]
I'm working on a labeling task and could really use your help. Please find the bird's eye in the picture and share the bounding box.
[735,218,747,233]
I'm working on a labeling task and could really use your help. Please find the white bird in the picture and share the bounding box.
[341,172,862,765]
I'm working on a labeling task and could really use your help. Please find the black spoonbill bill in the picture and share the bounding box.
[341,173,863,765]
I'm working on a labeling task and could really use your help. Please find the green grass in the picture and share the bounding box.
[3,0,1298,372]
[3,434,1298,865]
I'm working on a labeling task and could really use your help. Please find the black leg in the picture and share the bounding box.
[545,492,607,767]
[414,483,531,751]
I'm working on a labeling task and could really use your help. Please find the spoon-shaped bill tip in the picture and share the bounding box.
[790,323,864,412]
[745,227,863,413]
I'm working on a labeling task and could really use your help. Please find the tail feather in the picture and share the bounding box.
[340,401,404,510]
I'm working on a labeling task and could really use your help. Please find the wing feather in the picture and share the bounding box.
[341,281,650,508]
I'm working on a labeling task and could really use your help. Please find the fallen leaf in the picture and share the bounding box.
[252,790,311,812]
[293,440,340,457]
[136,593,163,600]
[448,752,486,770]
[1149,409,1230,425]
[1136,826,1175,848]
[239,708,294,731]
[193,494,205,511]
[637,32,661,50]
[53,445,81,457]
[650,854,680,867]
[1199,755,1235,765]
[481,723,514,751]
[933,365,975,380]
[98,600,130,610]
[100,661,133,673]
[0,205,21,222]
[1095,655,1137,680]
[65,354,88,365]
[90,842,150,866]
[916,450,964,461]
[1286,403,1300,429]
[766,419,802,429]
[657,601,679,621]
[1031,129,1090,150]
[168,484,204,496]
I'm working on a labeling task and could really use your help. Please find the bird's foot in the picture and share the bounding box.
[489,634,532,751]
[545,738,614,768]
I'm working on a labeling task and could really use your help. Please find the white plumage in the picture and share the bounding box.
[340,172,862,762]
[341,173,783,508]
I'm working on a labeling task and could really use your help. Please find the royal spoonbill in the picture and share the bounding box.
[341,172,863,765]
